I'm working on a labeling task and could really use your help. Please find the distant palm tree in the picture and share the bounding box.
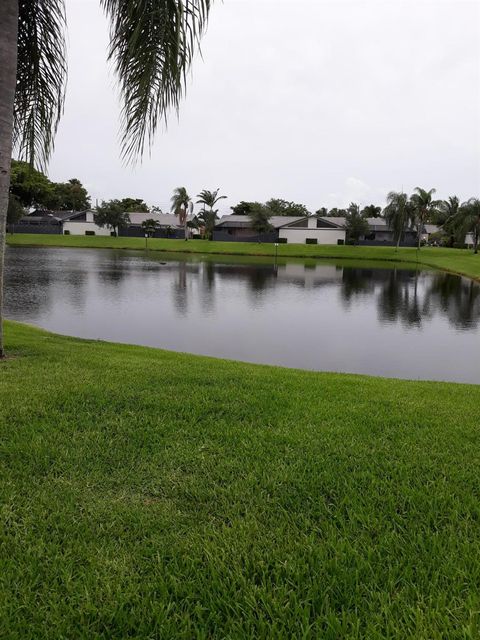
[410,187,442,249]
[456,199,480,254]
[437,196,460,225]
[141,218,160,238]
[196,188,227,214]
[0,0,213,358]
[171,187,192,241]
[196,189,226,240]
[383,191,412,251]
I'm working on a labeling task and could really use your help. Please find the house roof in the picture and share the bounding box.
[424,224,440,234]
[126,212,188,227]
[216,215,307,229]
[30,209,91,221]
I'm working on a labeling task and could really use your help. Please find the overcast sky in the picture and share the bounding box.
[47,0,480,214]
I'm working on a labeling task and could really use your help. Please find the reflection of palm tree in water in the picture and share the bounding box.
[173,261,188,315]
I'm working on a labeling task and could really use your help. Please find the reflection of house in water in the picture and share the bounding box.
[275,263,343,289]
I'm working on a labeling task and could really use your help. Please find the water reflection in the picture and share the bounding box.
[4,247,480,382]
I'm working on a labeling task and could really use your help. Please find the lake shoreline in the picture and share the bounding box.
[7,233,480,283]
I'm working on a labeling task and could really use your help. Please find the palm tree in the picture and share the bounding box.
[196,189,226,240]
[171,187,192,241]
[437,196,459,226]
[455,199,480,254]
[141,218,160,238]
[410,187,442,249]
[383,191,412,251]
[0,1,212,357]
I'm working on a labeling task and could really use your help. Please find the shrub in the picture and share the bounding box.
[305,238,318,245]
[337,238,344,245]
[85,230,96,236]
[277,238,288,244]
[63,230,70,236]
[453,242,467,249]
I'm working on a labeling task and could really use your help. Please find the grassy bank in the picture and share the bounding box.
[7,233,480,281]
[1,321,480,638]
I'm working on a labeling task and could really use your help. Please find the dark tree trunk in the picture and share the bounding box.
[0,0,19,358]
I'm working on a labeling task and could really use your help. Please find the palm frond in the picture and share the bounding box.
[13,0,67,169]
[102,0,212,162]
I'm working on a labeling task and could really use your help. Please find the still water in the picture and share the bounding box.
[4,246,480,383]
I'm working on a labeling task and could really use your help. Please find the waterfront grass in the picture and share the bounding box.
[1,321,480,638]
[7,233,480,282]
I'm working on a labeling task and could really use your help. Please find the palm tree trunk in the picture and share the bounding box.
[0,0,19,359]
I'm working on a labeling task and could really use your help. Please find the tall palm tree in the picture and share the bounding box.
[196,189,226,240]
[410,187,442,249]
[171,187,192,241]
[455,199,480,254]
[0,0,212,357]
[196,188,227,214]
[383,191,412,251]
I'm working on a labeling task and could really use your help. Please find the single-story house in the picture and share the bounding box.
[118,212,188,239]
[213,214,346,245]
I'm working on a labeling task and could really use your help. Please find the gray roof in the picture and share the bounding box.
[216,215,307,229]
[126,212,191,227]
[29,209,91,221]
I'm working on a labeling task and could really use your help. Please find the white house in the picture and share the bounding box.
[278,215,346,245]
[63,210,112,236]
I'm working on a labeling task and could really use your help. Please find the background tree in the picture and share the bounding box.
[326,207,348,217]
[95,200,130,236]
[265,198,310,217]
[171,187,192,241]
[119,198,149,213]
[9,160,54,208]
[436,196,459,226]
[249,204,273,235]
[410,187,442,249]
[0,1,213,357]
[195,210,218,240]
[315,207,329,217]
[345,203,369,244]
[197,189,226,214]
[455,199,480,254]
[195,189,226,240]
[48,178,91,211]
[141,218,159,238]
[231,201,255,216]
[7,194,25,231]
[383,191,411,250]
[361,204,382,218]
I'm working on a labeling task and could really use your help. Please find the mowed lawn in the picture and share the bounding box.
[7,233,480,282]
[1,321,480,638]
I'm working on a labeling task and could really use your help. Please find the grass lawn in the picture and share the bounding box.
[1,321,480,638]
[7,233,480,282]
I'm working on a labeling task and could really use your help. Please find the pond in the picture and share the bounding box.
[4,246,480,383]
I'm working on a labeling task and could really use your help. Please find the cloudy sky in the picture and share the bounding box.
[48,0,480,214]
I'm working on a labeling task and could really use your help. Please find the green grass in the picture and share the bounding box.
[1,321,480,638]
[7,233,480,282]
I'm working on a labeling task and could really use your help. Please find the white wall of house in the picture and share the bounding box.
[278,227,345,245]
[63,221,112,236]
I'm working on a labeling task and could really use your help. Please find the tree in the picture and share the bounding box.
[345,203,369,244]
[0,1,212,357]
[141,218,159,238]
[265,198,310,217]
[383,191,411,250]
[249,203,273,235]
[436,196,459,226]
[95,200,130,236]
[315,207,328,217]
[231,201,255,216]
[326,207,348,217]
[410,187,442,249]
[171,187,192,241]
[7,194,25,231]
[455,199,480,254]
[9,159,54,207]
[119,198,149,213]
[361,204,382,218]
[195,189,226,240]
[49,178,91,211]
